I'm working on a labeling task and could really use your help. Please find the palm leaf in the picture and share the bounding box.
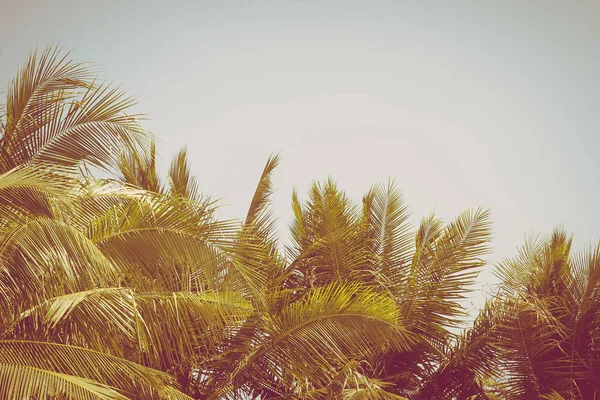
[1,46,91,172]
[245,153,279,226]
[87,194,234,291]
[402,208,492,334]
[0,340,192,399]
[1,46,148,173]
[5,288,253,371]
[0,165,76,222]
[288,180,372,287]
[361,179,412,276]
[216,283,413,397]
[0,363,128,400]
[118,140,162,193]
[0,218,122,317]
[27,82,147,172]
[168,147,199,200]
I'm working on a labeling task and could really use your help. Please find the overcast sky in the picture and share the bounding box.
[2,0,599,307]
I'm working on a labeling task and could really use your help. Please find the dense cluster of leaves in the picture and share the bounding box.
[0,47,598,399]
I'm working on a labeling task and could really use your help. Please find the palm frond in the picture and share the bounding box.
[5,288,252,371]
[492,299,570,399]
[362,179,412,275]
[402,208,492,333]
[414,299,504,399]
[118,140,162,193]
[218,283,413,396]
[1,46,91,172]
[27,82,148,172]
[0,218,121,317]
[168,147,199,200]
[245,153,279,226]
[305,360,409,400]
[288,179,373,287]
[1,46,148,173]
[225,154,287,309]
[87,194,234,291]
[0,165,76,222]
[0,363,128,400]
[0,340,192,399]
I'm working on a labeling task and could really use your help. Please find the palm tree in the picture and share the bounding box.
[418,230,600,399]
[0,47,495,396]
[0,47,249,399]
[491,229,600,399]
[0,47,420,399]
[4,45,596,400]
[188,161,493,398]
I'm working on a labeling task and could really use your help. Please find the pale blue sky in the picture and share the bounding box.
[2,0,599,305]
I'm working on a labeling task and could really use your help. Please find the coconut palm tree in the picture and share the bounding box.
[189,161,493,398]
[6,45,596,400]
[491,230,600,399]
[0,47,426,399]
[416,230,600,399]
[0,47,249,399]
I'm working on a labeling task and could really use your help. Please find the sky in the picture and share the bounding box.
[1,0,599,308]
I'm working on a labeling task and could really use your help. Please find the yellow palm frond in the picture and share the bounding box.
[27,83,147,171]
[1,46,91,171]
[217,283,412,397]
[402,208,492,334]
[289,180,373,287]
[6,288,253,371]
[0,363,128,400]
[361,179,412,276]
[0,341,192,399]
[0,165,77,222]
[1,46,149,173]
[0,218,122,317]
[118,140,162,193]
[168,147,199,200]
[245,153,279,227]
[87,194,234,291]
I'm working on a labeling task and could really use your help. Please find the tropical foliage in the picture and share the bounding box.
[0,47,597,399]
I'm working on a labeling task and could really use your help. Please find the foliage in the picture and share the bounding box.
[0,47,597,399]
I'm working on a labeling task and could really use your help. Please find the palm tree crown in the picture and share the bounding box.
[0,47,597,400]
